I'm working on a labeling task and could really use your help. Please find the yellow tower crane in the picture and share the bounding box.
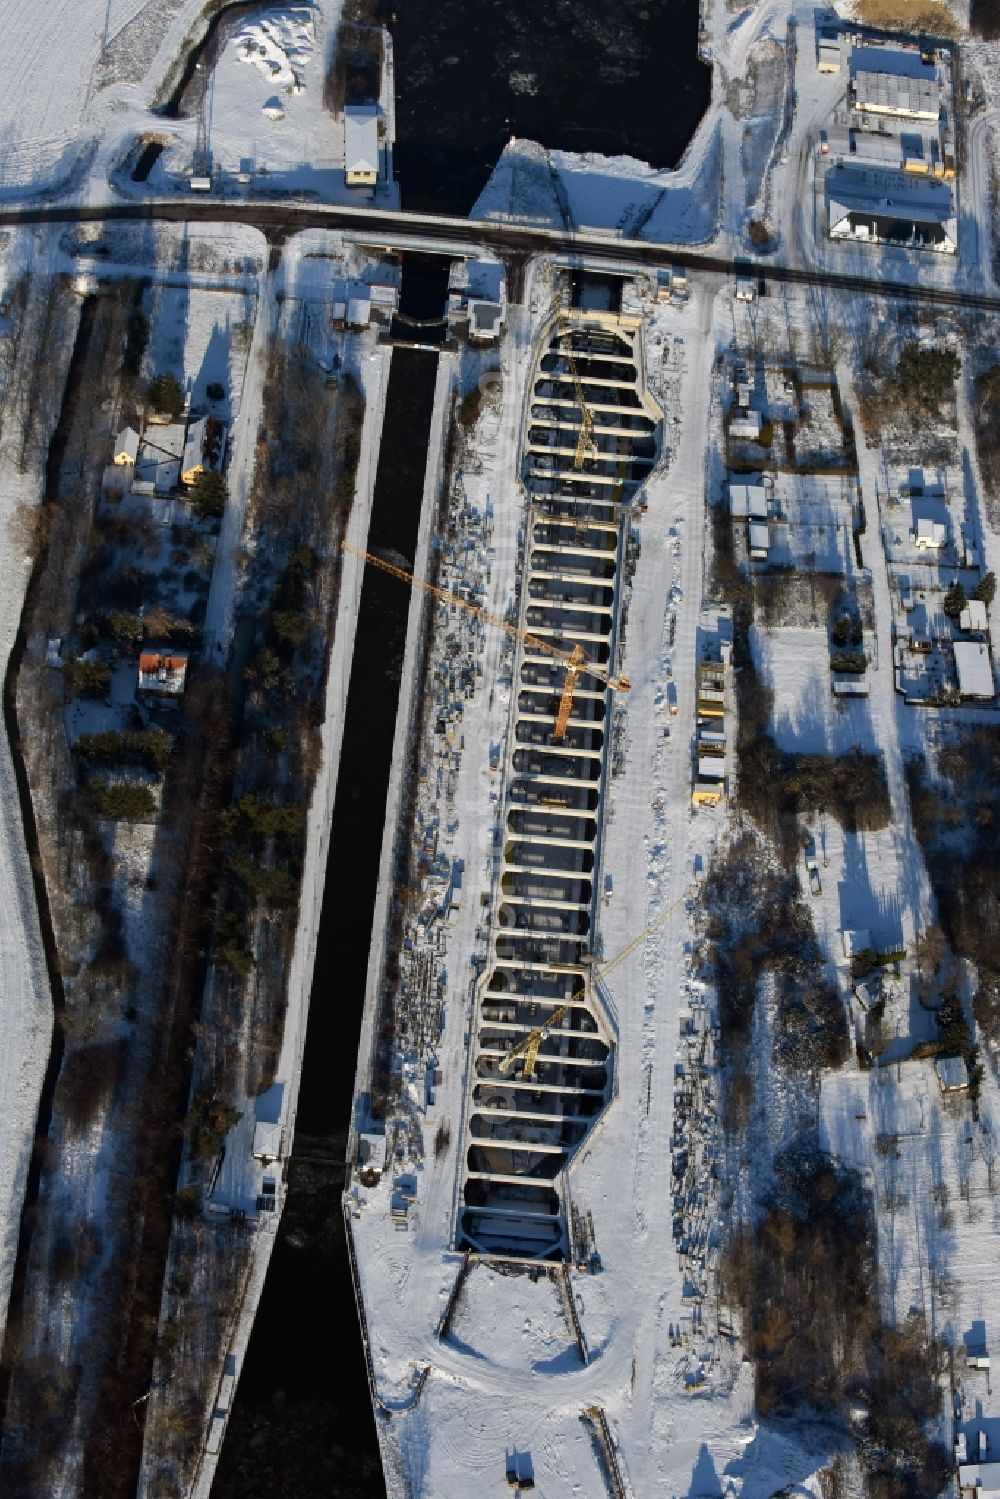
[556,314,599,470]
[498,884,693,1079]
[341,542,630,740]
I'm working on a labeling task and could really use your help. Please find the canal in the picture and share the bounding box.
[391,0,711,214]
[214,256,449,1499]
[216,0,712,1482]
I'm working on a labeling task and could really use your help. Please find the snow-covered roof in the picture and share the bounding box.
[853,68,939,119]
[358,1133,387,1176]
[182,416,207,481]
[914,517,947,546]
[345,105,379,176]
[935,1055,968,1092]
[960,600,988,633]
[729,481,767,518]
[697,758,725,781]
[469,300,503,339]
[252,1121,282,1161]
[748,521,769,553]
[114,426,139,464]
[958,1461,1000,1498]
[954,641,994,700]
[138,650,188,696]
[729,409,763,440]
[347,295,371,327]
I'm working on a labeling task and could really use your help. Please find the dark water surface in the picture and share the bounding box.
[216,260,449,1499]
[392,0,711,213]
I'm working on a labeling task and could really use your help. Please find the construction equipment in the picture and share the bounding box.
[557,314,599,470]
[498,883,693,1079]
[554,644,585,741]
[342,542,630,738]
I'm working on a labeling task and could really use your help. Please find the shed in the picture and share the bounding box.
[729,481,767,518]
[842,928,871,958]
[818,37,842,73]
[935,1055,968,1093]
[345,105,379,187]
[137,650,188,697]
[960,600,989,633]
[735,276,756,302]
[358,1132,387,1179]
[347,295,371,328]
[958,1462,1000,1499]
[748,520,769,558]
[113,427,140,466]
[954,641,994,700]
[697,757,725,782]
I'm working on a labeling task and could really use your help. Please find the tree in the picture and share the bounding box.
[189,468,227,518]
[974,571,996,607]
[64,656,110,698]
[943,581,967,619]
[146,372,185,420]
[206,381,225,402]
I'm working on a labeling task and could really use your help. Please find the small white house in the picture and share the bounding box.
[959,600,989,633]
[914,517,947,549]
[729,408,763,441]
[954,640,994,700]
[113,427,140,466]
[345,105,379,187]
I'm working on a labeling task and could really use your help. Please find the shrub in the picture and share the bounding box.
[831,651,867,674]
[76,729,173,773]
[206,381,225,402]
[83,783,156,823]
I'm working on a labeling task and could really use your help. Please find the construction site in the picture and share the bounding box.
[459,309,660,1259]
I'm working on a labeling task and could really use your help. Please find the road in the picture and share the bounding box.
[5,194,1000,313]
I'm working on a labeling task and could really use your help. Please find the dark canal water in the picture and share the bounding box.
[392,0,711,214]
[214,258,449,1499]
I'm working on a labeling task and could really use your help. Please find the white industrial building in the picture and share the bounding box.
[850,46,941,121]
[827,165,956,254]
